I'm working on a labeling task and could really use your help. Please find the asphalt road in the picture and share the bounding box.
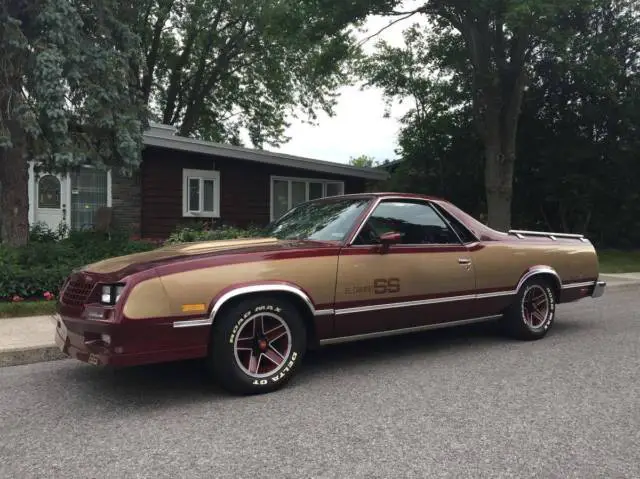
[1,289,638,479]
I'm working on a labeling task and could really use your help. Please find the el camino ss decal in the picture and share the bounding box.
[344,278,401,295]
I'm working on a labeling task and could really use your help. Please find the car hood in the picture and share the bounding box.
[80,237,289,275]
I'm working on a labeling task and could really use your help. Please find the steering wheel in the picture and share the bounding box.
[354,223,381,245]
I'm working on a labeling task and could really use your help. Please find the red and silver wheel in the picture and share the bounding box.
[209,296,307,394]
[233,312,292,379]
[522,285,551,330]
[502,277,556,340]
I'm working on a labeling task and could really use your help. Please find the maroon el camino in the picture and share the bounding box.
[55,193,606,394]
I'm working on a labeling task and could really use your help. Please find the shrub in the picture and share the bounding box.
[0,229,157,301]
[165,224,264,245]
[29,222,65,243]
[1,222,265,301]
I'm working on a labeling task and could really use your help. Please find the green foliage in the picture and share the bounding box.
[0,229,157,300]
[366,0,640,247]
[361,0,602,229]
[598,250,640,274]
[349,155,378,168]
[28,222,69,243]
[1,0,148,246]
[133,0,394,146]
[164,224,264,245]
[2,0,147,171]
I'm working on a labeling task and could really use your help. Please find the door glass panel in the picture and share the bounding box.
[38,175,61,209]
[309,182,323,200]
[70,168,108,230]
[360,201,460,245]
[188,178,200,212]
[291,181,306,208]
[203,179,214,212]
[272,179,289,220]
[326,182,343,197]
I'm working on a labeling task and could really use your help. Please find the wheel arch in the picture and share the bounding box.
[516,266,562,300]
[209,283,323,348]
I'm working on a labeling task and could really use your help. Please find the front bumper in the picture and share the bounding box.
[591,280,606,298]
[54,314,126,366]
[54,313,208,368]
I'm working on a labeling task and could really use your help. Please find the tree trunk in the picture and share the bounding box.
[483,123,515,231]
[0,138,29,247]
[484,149,514,231]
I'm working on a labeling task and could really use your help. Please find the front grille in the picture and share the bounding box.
[61,277,95,306]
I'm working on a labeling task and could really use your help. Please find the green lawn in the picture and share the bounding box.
[0,301,57,319]
[598,250,640,274]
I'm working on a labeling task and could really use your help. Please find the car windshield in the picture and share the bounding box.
[263,197,371,241]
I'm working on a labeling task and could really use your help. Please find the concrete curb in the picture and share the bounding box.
[0,345,67,368]
[604,281,639,293]
[0,279,637,369]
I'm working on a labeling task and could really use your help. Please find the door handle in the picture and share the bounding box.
[458,258,472,265]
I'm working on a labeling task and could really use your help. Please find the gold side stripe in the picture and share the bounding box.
[319,315,503,346]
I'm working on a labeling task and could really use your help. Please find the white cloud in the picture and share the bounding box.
[270,2,426,165]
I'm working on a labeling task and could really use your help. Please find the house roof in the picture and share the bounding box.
[142,123,389,181]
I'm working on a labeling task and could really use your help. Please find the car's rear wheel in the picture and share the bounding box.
[208,296,307,394]
[501,277,556,340]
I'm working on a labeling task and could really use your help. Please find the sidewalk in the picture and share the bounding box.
[1,273,638,368]
[0,315,65,367]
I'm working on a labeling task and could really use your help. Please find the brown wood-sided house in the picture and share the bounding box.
[25,123,388,239]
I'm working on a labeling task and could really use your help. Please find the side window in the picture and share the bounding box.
[356,201,461,245]
[431,203,478,244]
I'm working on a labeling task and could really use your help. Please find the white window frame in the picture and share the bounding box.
[182,168,221,218]
[269,175,345,221]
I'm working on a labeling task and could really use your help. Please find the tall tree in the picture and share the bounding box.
[513,0,640,245]
[362,0,596,230]
[1,0,147,246]
[349,154,378,168]
[363,0,640,246]
[130,0,395,147]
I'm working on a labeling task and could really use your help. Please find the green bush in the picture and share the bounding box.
[0,226,157,301]
[165,224,264,245]
[1,222,265,301]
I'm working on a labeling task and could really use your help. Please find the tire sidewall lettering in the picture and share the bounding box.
[226,303,299,388]
[228,304,282,345]
[520,283,555,331]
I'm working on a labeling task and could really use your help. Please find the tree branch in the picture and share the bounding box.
[142,0,175,102]
[357,11,423,47]
[387,5,429,16]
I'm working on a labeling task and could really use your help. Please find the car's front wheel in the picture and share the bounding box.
[208,296,307,394]
[501,278,557,340]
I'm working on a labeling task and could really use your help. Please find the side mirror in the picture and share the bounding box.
[379,232,401,253]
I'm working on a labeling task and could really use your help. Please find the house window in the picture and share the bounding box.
[38,175,61,209]
[270,176,345,220]
[70,167,109,230]
[182,168,220,217]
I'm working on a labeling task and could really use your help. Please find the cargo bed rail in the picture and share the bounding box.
[508,229,589,242]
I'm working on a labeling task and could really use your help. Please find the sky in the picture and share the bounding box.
[272,2,426,165]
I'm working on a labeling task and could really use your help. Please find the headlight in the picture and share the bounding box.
[100,284,125,305]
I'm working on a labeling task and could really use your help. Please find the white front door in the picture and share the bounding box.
[35,174,68,231]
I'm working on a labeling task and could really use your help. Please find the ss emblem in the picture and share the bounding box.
[373,278,400,294]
